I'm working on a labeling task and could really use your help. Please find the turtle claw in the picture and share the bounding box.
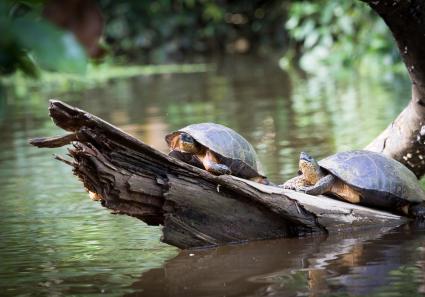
[298,186,308,193]
[280,179,294,189]
[281,184,295,190]
[288,186,309,193]
[281,184,305,192]
[281,183,308,193]
[281,182,303,191]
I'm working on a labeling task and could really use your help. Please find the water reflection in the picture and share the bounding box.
[0,55,414,296]
[128,225,425,297]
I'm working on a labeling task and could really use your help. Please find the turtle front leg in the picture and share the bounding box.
[300,174,335,195]
[280,175,306,190]
[202,150,231,175]
[206,163,232,175]
[169,150,204,169]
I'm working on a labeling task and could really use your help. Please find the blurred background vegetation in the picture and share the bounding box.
[0,0,402,82]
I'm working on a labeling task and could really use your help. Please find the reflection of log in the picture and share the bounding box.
[30,100,406,249]
[363,0,425,178]
[127,224,422,297]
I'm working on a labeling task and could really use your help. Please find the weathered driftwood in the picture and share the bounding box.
[363,0,425,178]
[30,100,406,249]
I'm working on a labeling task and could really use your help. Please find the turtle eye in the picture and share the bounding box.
[297,170,302,175]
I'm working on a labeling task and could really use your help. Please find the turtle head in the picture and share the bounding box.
[179,132,200,154]
[299,152,323,184]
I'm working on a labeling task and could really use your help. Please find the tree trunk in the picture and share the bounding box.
[30,100,405,249]
[363,0,425,178]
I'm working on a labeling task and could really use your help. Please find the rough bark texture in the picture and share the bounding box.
[363,0,425,178]
[30,100,405,249]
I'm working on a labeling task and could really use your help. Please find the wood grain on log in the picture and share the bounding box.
[30,100,406,249]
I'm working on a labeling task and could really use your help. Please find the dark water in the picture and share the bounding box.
[129,225,425,297]
[1,56,424,296]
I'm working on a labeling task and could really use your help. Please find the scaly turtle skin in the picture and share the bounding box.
[166,123,269,184]
[282,150,425,218]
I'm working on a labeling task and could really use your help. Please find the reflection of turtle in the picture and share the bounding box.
[166,123,270,184]
[282,150,425,217]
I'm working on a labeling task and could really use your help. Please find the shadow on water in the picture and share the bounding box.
[128,224,425,297]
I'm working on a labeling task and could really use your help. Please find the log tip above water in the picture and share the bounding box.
[48,99,87,132]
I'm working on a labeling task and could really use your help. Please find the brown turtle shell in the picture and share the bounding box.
[166,123,265,179]
[319,150,425,209]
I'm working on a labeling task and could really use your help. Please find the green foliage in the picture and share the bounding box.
[284,0,400,73]
[98,0,287,61]
[0,0,87,77]
[13,16,87,73]
[99,0,402,72]
[0,0,405,79]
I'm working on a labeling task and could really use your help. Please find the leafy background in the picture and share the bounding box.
[0,0,401,79]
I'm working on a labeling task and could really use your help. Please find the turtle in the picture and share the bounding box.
[165,122,270,184]
[282,150,425,218]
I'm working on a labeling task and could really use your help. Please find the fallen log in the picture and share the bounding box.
[30,100,406,249]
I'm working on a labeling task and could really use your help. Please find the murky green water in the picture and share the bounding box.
[1,56,424,296]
